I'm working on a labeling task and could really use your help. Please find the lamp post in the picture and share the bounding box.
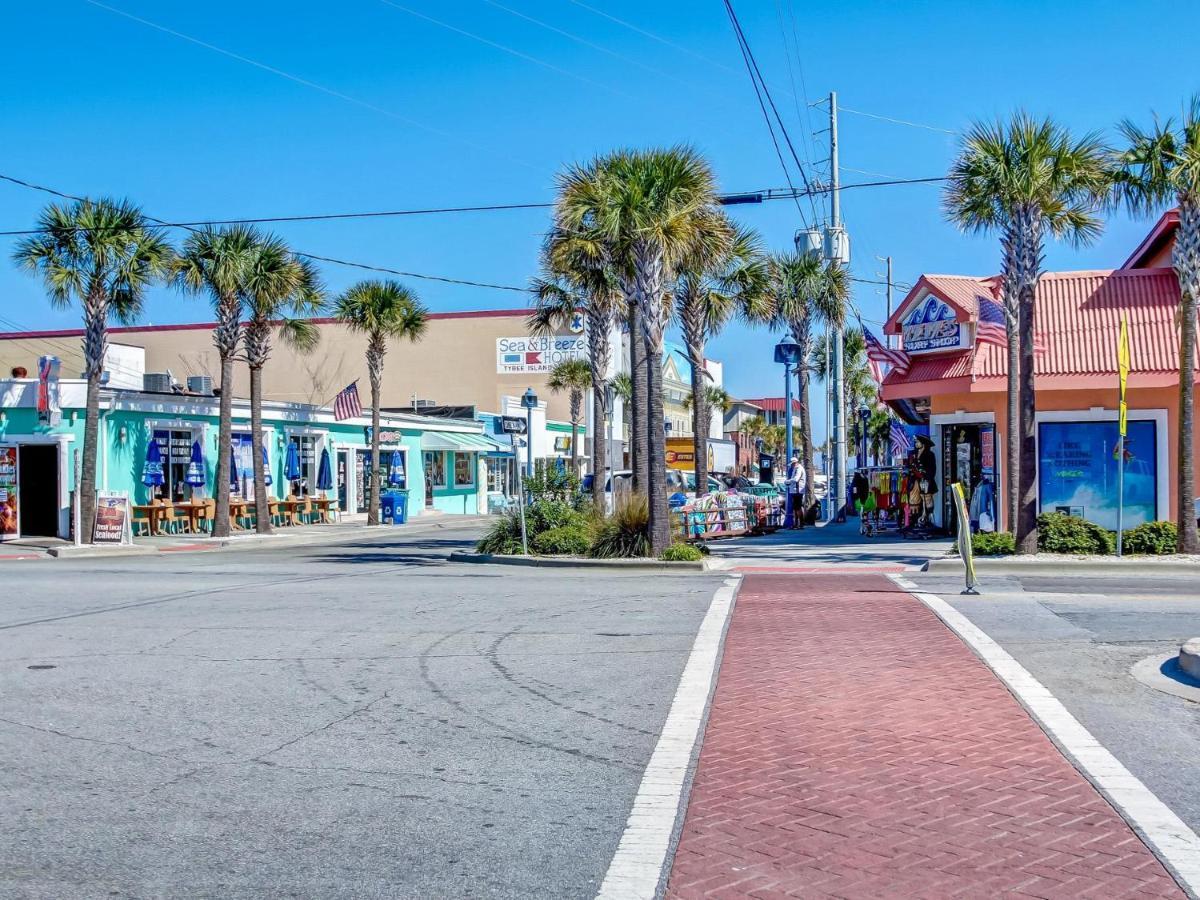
[774,335,802,528]
[521,387,538,480]
[857,404,871,469]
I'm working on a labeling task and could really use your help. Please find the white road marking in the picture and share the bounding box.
[890,574,1200,896]
[596,576,740,900]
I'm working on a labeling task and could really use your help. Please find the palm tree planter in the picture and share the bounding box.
[944,114,1108,552]
[15,199,172,542]
[333,280,428,526]
[241,238,323,534]
[1112,97,1200,553]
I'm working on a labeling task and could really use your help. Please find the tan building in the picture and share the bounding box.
[0,308,592,423]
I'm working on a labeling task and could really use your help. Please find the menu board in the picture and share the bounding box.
[93,491,130,544]
[0,447,17,540]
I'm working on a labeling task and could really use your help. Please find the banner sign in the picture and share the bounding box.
[92,491,131,544]
[496,335,587,374]
[900,295,968,354]
[0,447,17,540]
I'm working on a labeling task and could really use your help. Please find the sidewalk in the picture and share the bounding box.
[665,573,1183,898]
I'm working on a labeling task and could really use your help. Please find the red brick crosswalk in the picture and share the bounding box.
[665,574,1182,898]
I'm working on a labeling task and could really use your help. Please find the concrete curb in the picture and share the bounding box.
[449,551,708,572]
[47,545,158,559]
[924,555,1200,576]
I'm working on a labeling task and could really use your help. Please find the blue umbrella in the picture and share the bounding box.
[261,445,273,487]
[284,440,302,481]
[142,439,165,487]
[185,440,206,487]
[316,447,333,491]
[388,449,406,486]
[229,445,240,489]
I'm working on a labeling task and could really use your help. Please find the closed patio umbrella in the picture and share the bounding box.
[388,449,406,486]
[186,440,206,496]
[316,447,333,492]
[261,444,273,487]
[229,446,240,490]
[284,440,302,481]
[142,439,165,487]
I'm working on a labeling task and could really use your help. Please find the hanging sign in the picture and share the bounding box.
[0,447,17,540]
[901,295,968,354]
[92,491,131,544]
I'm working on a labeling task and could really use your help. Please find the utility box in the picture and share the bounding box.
[380,490,409,525]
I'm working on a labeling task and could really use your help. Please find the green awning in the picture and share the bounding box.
[421,432,505,453]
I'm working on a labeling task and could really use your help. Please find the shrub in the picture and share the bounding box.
[661,542,704,562]
[1037,512,1115,555]
[972,531,1015,556]
[589,493,651,559]
[532,524,592,556]
[476,513,525,555]
[1121,520,1177,555]
[526,499,585,535]
[523,464,581,504]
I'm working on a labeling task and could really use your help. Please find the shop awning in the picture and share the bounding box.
[421,432,506,453]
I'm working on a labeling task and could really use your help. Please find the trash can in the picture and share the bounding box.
[380,490,409,525]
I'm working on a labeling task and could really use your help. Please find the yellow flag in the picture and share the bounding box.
[1118,316,1130,436]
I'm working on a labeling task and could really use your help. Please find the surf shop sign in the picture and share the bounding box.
[900,294,968,354]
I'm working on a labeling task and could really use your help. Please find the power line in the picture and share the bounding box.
[839,106,959,136]
[566,0,740,74]
[773,0,823,225]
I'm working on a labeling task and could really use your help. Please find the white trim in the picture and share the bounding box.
[889,575,1200,894]
[1,433,74,538]
[1034,408,1168,523]
[597,576,740,900]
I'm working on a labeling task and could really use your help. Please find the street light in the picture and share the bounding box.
[857,404,871,469]
[774,335,802,528]
[521,387,538,480]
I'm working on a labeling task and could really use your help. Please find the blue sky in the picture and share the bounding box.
[1,1,1194,441]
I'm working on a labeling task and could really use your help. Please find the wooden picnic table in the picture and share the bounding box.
[132,504,168,536]
[173,501,211,535]
[311,497,335,524]
[229,499,251,531]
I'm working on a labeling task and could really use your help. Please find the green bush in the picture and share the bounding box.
[476,513,525,555]
[522,464,581,504]
[661,542,704,562]
[1121,520,1178,555]
[972,531,1015,556]
[526,499,585,535]
[1037,512,1115,555]
[589,494,651,559]
[532,524,592,556]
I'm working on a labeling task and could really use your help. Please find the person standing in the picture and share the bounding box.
[787,455,807,530]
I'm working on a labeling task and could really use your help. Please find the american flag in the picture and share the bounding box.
[890,421,912,460]
[977,294,1048,354]
[333,381,362,420]
[863,328,911,383]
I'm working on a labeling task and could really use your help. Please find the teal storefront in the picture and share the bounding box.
[0,378,495,540]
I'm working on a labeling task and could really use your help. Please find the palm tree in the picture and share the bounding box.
[683,385,733,444]
[14,198,172,542]
[546,358,593,474]
[944,113,1108,552]
[675,220,771,493]
[530,228,623,507]
[332,280,428,526]
[811,327,876,440]
[769,252,848,503]
[1111,97,1200,553]
[555,147,731,554]
[241,238,324,534]
[174,225,260,538]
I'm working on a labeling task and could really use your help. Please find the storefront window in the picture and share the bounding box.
[486,457,513,495]
[153,428,198,501]
[426,451,446,488]
[453,452,474,488]
[288,434,318,495]
[1038,419,1157,529]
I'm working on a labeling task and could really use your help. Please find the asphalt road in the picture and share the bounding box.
[910,570,1200,835]
[0,525,723,899]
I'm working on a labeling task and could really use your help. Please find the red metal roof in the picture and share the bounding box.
[882,267,1197,395]
[740,397,802,413]
[1122,208,1178,269]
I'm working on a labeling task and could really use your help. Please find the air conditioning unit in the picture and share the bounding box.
[143,372,172,393]
[413,399,436,409]
[187,375,214,395]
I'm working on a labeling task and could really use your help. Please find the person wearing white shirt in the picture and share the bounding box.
[786,455,807,529]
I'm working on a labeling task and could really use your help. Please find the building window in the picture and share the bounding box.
[425,451,446,488]
[486,457,513,495]
[1037,419,1157,529]
[453,452,475,487]
[152,428,198,502]
[288,434,319,495]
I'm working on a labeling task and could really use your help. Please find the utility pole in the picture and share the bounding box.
[828,91,847,523]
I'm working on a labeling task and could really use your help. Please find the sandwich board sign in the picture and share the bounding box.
[93,491,132,545]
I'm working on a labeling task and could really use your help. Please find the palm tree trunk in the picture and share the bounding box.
[569,388,581,474]
[80,373,101,543]
[797,360,813,523]
[592,385,607,509]
[690,344,708,495]
[249,365,272,535]
[368,377,382,527]
[630,304,648,493]
[213,352,234,538]
[1014,209,1041,554]
[644,331,669,554]
[1005,326,1020,535]
[1175,200,1200,553]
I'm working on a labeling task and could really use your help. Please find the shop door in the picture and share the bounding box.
[423,451,435,508]
[942,425,991,533]
[18,445,58,537]
[336,450,349,512]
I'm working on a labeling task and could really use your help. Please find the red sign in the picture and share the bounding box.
[525,351,542,365]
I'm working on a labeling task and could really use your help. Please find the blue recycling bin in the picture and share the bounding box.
[380,490,409,525]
